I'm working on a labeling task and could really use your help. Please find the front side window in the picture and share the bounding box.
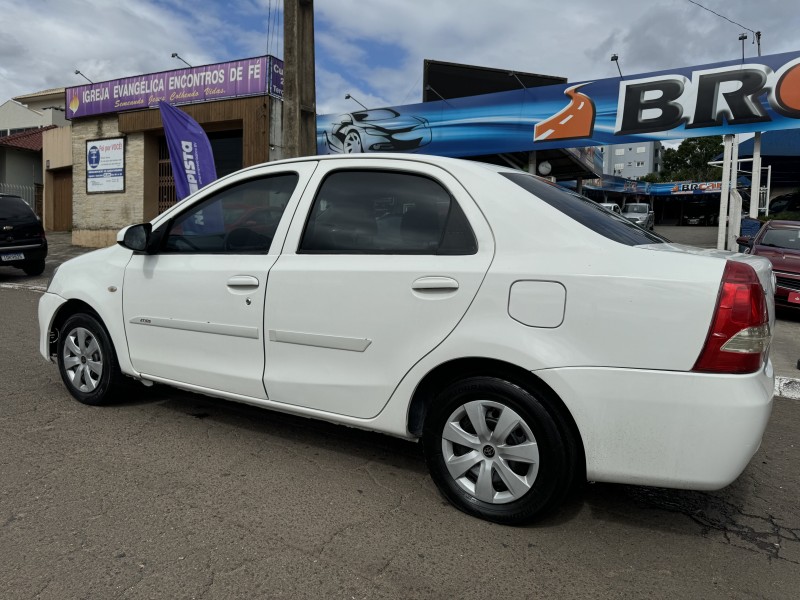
[299,170,477,255]
[163,173,298,253]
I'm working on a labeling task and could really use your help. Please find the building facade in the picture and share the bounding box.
[602,141,662,180]
[60,56,283,247]
[68,96,275,247]
[1,88,68,137]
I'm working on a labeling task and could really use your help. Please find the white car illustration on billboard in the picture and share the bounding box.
[322,109,432,154]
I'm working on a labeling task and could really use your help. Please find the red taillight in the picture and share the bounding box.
[693,261,770,374]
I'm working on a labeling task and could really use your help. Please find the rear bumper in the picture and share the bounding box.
[536,361,774,490]
[0,241,48,267]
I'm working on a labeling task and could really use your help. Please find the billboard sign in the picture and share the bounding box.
[269,56,284,97]
[66,55,281,119]
[317,50,800,156]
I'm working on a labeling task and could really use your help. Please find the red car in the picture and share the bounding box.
[739,219,800,308]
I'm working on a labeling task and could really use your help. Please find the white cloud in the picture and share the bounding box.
[0,0,795,122]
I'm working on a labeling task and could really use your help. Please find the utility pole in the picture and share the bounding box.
[283,0,316,158]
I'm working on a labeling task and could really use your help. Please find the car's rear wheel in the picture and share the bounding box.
[22,258,45,276]
[57,313,126,406]
[422,376,574,525]
[343,131,363,153]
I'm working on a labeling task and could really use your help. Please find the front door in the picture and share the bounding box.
[122,165,315,398]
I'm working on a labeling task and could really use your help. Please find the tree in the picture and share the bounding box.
[647,136,724,182]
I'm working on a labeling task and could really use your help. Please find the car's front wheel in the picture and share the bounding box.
[422,376,575,525]
[343,131,363,153]
[57,313,127,405]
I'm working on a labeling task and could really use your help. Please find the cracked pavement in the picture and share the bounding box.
[1,286,799,599]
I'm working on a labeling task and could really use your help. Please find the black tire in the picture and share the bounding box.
[422,376,574,525]
[57,313,127,406]
[22,259,45,276]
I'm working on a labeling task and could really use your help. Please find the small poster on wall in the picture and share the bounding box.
[86,137,125,193]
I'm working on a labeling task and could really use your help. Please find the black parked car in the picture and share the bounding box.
[768,192,800,220]
[0,194,47,276]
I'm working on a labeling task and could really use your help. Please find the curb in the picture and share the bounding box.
[775,376,800,400]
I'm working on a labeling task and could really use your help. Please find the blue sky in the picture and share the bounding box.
[0,0,797,118]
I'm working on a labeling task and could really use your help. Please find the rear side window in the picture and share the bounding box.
[501,172,666,246]
[299,170,477,254]
[0,196,35,220]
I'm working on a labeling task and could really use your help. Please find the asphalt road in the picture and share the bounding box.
[1,286,799,599]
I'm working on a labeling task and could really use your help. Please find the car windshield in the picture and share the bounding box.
[760,227,800,250]
[625,204,648,213]
[0,196,34,220]
[353,109,399,122]
[501,173,666,246]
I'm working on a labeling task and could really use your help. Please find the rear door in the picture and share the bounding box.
[262,159,494,419]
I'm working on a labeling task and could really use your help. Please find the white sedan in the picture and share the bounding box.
[39,154,775,524]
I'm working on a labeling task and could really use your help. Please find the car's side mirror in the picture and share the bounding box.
[117,223,152,252]
[735,235,753,247]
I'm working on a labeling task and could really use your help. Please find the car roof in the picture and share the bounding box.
[233,153,518,181]
[765,219,800,229]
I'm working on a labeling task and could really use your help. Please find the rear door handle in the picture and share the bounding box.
[227,275,260,288]
[412,276,459,291]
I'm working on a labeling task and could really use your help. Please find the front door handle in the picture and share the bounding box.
[412,276,459,291]
[227,275,260,288]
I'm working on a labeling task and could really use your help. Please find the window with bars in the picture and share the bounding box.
[157,131,243,215]
[158,137,177,214]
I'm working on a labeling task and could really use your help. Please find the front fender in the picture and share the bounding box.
[43,246,138,377]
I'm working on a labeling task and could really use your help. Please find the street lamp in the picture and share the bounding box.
[171,52,192,68]
[344,93,368,110]
[74,70,93,84]
[738,33,748,61]
[610,54,623,78]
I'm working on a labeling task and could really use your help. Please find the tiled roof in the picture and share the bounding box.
[13,88,66,101]
[0,125,58,151]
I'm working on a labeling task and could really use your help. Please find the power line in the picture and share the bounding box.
[266,0,273,56]
[266,0,283,58]
[276,2,283,58]
[686,0,755,35]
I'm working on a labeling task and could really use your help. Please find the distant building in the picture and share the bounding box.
[0,88,68,137]
[0,88,71,227]
[602,141,662,180]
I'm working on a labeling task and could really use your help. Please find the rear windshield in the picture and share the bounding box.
[0,196,35,220]
[501,172,666,246]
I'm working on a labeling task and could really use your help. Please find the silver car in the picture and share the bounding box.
[622,202,654,230]
[599,202,622,215]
